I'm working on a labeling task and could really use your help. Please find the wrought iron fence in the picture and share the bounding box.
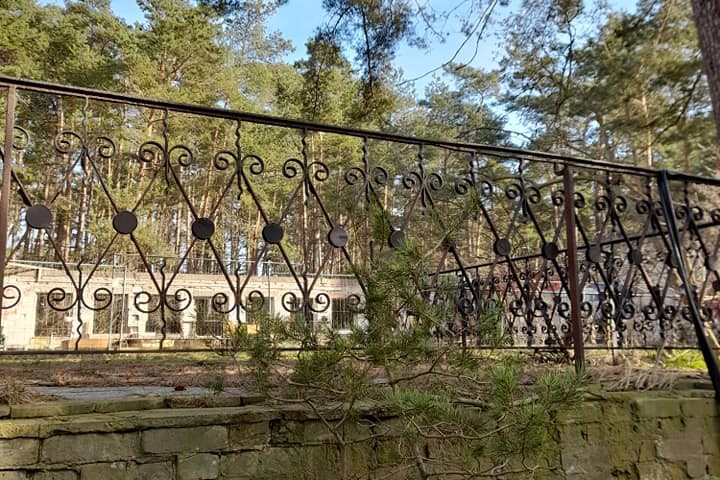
[1,76,719,390]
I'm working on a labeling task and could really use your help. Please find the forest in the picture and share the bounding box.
[0,0,714,164]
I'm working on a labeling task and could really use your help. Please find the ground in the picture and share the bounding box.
[0,349,711,404]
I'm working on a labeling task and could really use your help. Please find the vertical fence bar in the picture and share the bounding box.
[0,87,17,341]
[658,169,720,399]
[563,165,585,373]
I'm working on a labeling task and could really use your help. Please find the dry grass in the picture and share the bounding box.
[0,350,710,399]
[0,379,36,405]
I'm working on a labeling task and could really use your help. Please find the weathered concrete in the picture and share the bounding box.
[228,422,270,450]
[220,452,260,479]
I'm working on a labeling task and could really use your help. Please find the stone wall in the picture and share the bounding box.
[0,391,718,479]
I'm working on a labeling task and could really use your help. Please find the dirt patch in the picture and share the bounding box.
[0,350,711,405]
[0,354,252,391]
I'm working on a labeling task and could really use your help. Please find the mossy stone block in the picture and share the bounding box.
[41,433,139,464]
[0,439,39,468]
[142,426,227,454]
[632,398,681,419]
[177,454,220,480]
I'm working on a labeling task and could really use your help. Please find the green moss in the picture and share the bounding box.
[662,350,707,370]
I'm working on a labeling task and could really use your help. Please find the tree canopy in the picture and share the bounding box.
[1,0,716,171]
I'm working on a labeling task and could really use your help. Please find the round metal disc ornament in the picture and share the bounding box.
[665,251,680,269]
[493,238,511,257]
[628,249,643,266]
[328,226,348,248]
[262,223,284,244]
[706,256,718,271]
[191,218,215,240]
[541,242,559,260]
[112,210,138,235]
[586,245,602,263]
[26,205,52,230]
[388,229,405,249]
[442,238,456,251]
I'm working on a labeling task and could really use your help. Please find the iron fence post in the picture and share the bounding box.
[0,86,17,340]
[658,169,720,399]
[563,165,585,373]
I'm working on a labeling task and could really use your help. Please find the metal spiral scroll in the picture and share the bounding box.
[42,285,124,341]
[213,146,265,198]
[281,291,331,314]
[345,294,364,313]
[282,157,330,185]
[454,152,483,196]
[138,140,194,177]
[1,285,21,310]
[344,137,388,204]
[132,259,192,348]
[402,145,443,210]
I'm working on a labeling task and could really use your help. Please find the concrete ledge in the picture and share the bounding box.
[9,394,264,420]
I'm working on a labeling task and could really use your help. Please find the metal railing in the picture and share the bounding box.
[1,75,719,395]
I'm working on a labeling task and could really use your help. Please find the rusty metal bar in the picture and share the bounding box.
[0,86,17,339]
[0,75,667,178]
[0,344,713,357]
[563,166,584,373]
[432,217,720,277]
[657,170,720,399]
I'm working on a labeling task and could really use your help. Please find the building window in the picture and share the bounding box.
[194,297,227,337]
[145,296,182,334]
[35,292,73,336]
[246,295,273,324]
[93,294,128,334]
[332,298,356,330]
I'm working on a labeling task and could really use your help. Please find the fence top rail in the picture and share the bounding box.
[2,75,720,186]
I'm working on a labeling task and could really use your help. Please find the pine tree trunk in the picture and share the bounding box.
[74,153,90,255]
[691,0,720,172]
[641,93,653,168]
